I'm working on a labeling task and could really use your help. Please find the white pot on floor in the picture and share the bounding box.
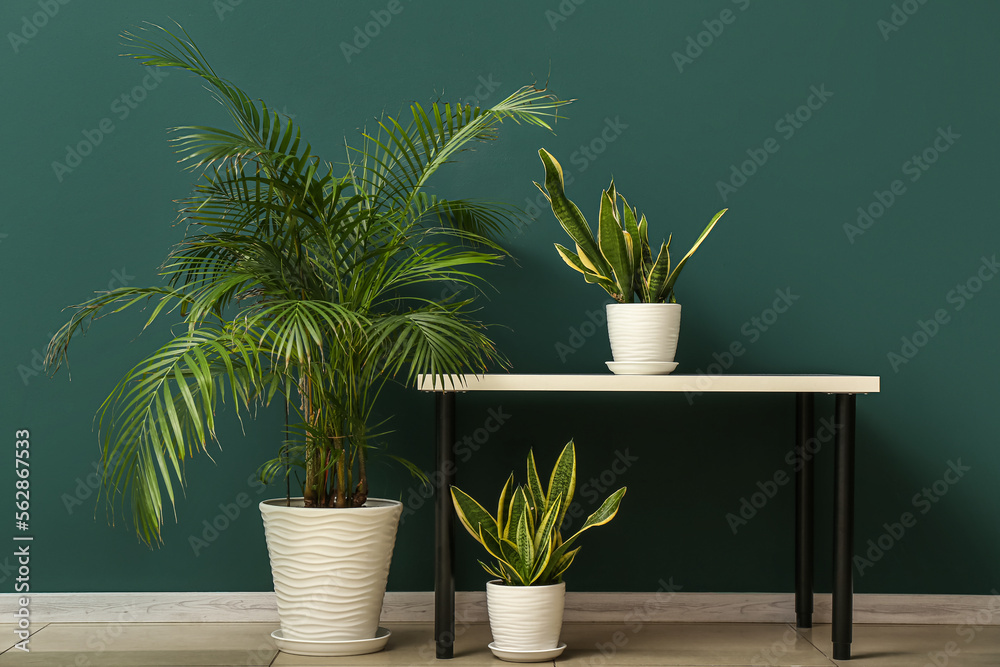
[259,498,402,651]
[486,580,566,651]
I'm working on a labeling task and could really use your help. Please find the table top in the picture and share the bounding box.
[417,374,880,394]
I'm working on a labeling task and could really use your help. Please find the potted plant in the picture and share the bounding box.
[451,440,625,661]
[44,24,567,656]
[535,148,727,374]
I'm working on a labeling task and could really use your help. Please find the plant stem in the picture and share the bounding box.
[302,375,317,507]
[318,448,329,508]
[334,435,347,508]
[354,440,369,506]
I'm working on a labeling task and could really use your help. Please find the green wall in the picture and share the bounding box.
[3,0,998,596]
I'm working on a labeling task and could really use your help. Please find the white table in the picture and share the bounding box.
[418,374,880,661]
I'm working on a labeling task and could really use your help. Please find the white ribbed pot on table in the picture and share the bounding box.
[486,580,566,651]
[606,303,682,362]
[259,498,402,651]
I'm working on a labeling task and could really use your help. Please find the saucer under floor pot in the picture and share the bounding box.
[270,627,391,657]
[488,641,567,662]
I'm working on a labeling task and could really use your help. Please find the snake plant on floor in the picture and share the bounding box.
[451,440,626,586]
[536,148,727,304]
[43,22,569,545]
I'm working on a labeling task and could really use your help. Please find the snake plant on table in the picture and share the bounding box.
[451,440,626,586]
[536,148,727,304]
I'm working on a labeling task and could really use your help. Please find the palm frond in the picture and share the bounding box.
[45,286,196,375]
[122,22,316,178]
[351,85,570,232]
[96,323,269,544]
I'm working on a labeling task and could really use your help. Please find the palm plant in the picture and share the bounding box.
[45,23,568,545]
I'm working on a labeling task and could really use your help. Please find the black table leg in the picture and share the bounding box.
[795,393,815,629]
[435,392,456,659]
[833,393,857,660]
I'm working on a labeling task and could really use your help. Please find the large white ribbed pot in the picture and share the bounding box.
[606,303,681,362]
[260,498,403,645]
[486,580,566,651]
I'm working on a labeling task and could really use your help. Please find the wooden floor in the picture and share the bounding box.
[3,621,1000,665]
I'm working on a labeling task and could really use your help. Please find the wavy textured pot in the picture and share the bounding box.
[486,580,565,651]
[606,303,681,362]
[260,498,403,645]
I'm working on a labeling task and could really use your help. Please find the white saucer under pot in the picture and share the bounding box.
[271,627,391,657]
[606,361,678,375]
[488,641,567,662]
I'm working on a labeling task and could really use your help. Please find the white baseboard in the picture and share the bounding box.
[4,591,998,625]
